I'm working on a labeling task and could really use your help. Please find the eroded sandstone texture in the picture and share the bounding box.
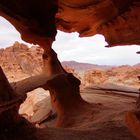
[0,0,140,139]
[0,0,90,130]
[0,0,140,47]
[0,67,36,140]
[57,0,140,46]
[0,0,58,47]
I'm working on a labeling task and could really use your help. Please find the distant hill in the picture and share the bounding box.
[133,63,140,68]
[61,61,113,71]
[0,41,140,88]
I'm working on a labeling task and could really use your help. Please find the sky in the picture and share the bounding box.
[0,16,140,66]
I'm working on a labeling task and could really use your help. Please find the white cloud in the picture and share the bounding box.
[53,31,140,65]
[0,16,30,47]
[0,16,140,66]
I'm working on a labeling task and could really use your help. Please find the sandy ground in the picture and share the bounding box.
[36,88,138,140]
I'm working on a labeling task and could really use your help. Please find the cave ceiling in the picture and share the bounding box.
[0,0,140,47]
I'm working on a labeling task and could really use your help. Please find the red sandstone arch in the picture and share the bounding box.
[0,0,140,139]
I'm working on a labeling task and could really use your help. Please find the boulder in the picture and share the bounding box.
[19,88,52,124]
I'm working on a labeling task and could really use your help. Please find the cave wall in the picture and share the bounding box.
[0,0,58,47]
[0,0,140,47]
[57,0,140,46]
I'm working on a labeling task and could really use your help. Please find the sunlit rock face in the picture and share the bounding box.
[83,65,140,88]
[19,88,52,124]
[0,42,43,82]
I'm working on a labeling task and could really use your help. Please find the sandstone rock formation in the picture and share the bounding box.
[0,42,80,83]
[19,88,52,125]
[57,0,140,46]
[0,42,90,128]
[1,42,139,90]
[83,69,107,87]
[80,65,140,89]
[0,0,140,139]
[124,76,140,140]
[0,0,140,47]
[0,0,58,47]
[136,76,140,109]
[0,0,87,131]
[0,42,43,82]
[0,67,36,140]
[1,43,139,130]
[106,65,140,87]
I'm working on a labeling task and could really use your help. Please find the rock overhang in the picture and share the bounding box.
[0,0,139,47]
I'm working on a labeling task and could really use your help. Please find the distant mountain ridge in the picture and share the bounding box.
[0,41,139,88]
[61,61,113,71]
[133,63,140,68]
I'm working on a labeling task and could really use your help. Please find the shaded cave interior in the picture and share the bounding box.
[0,0,140,139]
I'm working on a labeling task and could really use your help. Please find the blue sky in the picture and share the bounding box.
[0,16,140,66]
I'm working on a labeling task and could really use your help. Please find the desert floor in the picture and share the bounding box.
[36,87,138,140]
